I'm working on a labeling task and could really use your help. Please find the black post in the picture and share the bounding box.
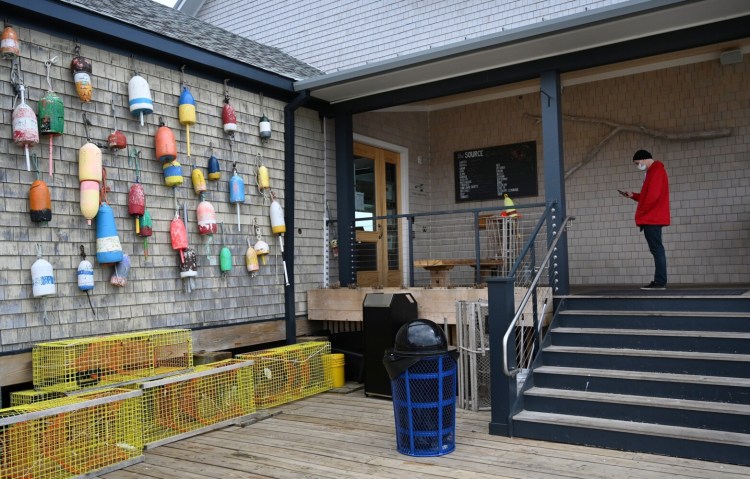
[540,71,569,295]
[283,91,310,344]
[487,276,517,436]
[335,112,354,286]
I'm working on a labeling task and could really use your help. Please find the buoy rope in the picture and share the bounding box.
[100,167,109,204]
[44,56,58,92]
[31,153,40,180]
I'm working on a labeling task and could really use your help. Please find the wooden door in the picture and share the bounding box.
[353,143,401,287]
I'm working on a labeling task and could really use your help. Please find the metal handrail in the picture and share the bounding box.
[502,215,573,377]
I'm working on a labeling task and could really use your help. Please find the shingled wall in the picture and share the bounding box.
[0,25,325,354]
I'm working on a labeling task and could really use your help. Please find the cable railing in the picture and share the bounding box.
[350,203,548,287]
[502,214,574,377]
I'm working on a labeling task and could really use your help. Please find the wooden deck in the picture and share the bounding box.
[98,388,750,479]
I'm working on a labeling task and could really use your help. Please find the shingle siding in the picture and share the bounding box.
[0,25,324,352]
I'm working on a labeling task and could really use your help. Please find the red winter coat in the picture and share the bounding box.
[631,160,670,226]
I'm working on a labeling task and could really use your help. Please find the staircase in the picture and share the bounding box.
[511,294,750,465]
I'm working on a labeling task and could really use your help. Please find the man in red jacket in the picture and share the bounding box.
[621,149,670,290]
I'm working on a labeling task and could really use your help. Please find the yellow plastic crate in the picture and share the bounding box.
[32,329,193,392]
[10,390,66,406]
[237,341,332,408]
[0,388,143,479]
[139,358,255,447]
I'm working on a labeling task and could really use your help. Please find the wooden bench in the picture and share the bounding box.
[414,258,504,286]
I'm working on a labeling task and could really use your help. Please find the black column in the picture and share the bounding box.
[335,112,354,286]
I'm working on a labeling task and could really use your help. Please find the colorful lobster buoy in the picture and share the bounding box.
[170,214,188,263]
[78,245,96,317]
[191,165,206,195]
[128,182,145,233]
[39,57,64,176]
[155,118,177,163]
[78,120,102,225]
[70,46,93,102]
[96,203,124,265]
[259,114,271,140]
[180,248,197,278]
[270,196,289,286]
[128,72,153,126]
[1,24,20,59]
[29,179,52,223]
[219,223,232,276]
[110,253,131,287]
[229,162,245,232]
[207,147,220,181]
[108,99,127,151]
[139,209,152,257]
[253,219,270,266]
[255,153,271,202]
[197,197,217,235]
[163,160,183,187]
[222,80,237,135]
[12,83,39,171]
[31,244,55,298]
[246,237,259,277]
[178,85,196,157]
[29,155,51,223]
[77,245,94,292]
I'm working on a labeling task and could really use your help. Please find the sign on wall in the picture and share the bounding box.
[454,141,538,202]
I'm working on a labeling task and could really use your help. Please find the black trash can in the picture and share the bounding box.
[383,319,459,457]
[363,293,418,397]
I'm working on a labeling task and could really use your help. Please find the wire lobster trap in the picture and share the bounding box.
[9,390,66,406]
[236,341,333,409]
[455,300,491,412]
[138,358,255,448]
[32,329,193,393]
[485,215,521,276]
[0,388,143,479]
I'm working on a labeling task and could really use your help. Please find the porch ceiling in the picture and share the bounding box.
[295,0,750,110]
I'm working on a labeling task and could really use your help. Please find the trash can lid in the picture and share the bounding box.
[393,319,449,355]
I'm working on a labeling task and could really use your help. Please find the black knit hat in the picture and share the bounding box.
[632,149,652,161]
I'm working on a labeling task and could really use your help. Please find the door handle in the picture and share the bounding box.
[377,223,383,239]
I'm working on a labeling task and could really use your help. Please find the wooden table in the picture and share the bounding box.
[414,258,504,286]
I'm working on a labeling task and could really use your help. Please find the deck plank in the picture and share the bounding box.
[99,390,750,479]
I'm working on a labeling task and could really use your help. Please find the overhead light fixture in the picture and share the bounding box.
[719,49,743,66]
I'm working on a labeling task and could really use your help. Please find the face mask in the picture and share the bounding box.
[637,162,647,171]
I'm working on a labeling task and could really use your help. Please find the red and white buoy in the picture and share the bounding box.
[12,83,38,171]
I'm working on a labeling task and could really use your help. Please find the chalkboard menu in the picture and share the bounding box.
[454,141,538,202]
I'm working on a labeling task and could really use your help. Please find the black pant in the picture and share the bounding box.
[642,225,667,286]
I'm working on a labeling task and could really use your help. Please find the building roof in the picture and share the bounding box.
[295,0,750,111]
[59,0,322,81]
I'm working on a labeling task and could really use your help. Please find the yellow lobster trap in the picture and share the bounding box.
[0,388,143,479]
[236,341,333,409]
[32,329,193,393]
[138,358,255,448]
[9,390,66,407]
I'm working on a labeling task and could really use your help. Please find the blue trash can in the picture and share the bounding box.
[384,319,458,457]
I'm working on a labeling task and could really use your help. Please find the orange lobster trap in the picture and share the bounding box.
[0,388,143,479]
[138,358,255,448]
[32,329,193,393]
[236,341,333,409]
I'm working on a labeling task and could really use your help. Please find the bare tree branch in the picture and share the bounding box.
[523,113,732,179]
